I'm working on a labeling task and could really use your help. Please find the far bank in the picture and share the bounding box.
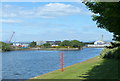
[1,47,80,52]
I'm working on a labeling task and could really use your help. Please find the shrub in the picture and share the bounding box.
[100,47,120,59]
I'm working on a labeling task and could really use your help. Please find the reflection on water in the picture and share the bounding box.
[2,48,102,79]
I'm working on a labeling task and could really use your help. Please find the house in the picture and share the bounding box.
[54,41,61,45]
[94,40,105,45]
[46,41,55,45]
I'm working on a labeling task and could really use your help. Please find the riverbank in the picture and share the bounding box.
[5,47,80,51]
[28,56,119,80]
[30,48,80,51]
[0,48,80,52]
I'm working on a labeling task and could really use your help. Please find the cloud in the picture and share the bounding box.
[1,4,22,17]
[35,3,81,18]
[1,3,82,18]
[0,19,21,23]
[1,0,83,2]
[1,0,119,2]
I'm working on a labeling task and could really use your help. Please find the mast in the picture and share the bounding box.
[101,34,103,41]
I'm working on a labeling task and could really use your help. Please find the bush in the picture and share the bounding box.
[100,47,120,59]
[0,42,13,51]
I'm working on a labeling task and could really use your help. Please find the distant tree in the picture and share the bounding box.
[70,40,84,48]
[29,41,36,47]
[60,40,71,46]
[43,43,51,48]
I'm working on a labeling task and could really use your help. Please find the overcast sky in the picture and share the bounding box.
[1,2,113,42]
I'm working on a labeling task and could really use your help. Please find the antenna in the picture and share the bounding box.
[101,34,103,41]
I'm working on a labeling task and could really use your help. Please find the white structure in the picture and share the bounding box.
[87,35,111,48]
[94,41,105,45]
[13,43,22,46]
[37,41,46,45]
[87,44,110,48]
[12,42,29,47]
[87,41,111,48]
[51,45,59,47]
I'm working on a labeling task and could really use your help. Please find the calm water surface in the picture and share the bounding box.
[2,48,103,79]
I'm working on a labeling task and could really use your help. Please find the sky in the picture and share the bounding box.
[0,2,113,42]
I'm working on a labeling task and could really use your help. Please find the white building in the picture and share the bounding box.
[13,42,22,46]
[37,41,46,45]
[94,41,105,45]
[87,41,111,48]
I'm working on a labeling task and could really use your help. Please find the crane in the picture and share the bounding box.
[8,32,15,43]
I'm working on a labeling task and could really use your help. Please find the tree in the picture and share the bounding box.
[59,40,84,48]
[0,42,12,51]
[43,43,51,48]
[60,40,71,46]
[29,41,36,47]
[84,2,120,42]
[70,40,84,48]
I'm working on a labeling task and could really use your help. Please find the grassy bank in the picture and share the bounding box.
[28,56,119,80]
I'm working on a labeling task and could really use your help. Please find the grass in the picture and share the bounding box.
[28,56,119,80]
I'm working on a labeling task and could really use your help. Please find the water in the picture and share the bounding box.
[1,48,102,79]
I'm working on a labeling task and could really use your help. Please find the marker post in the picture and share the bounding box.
[60,52,64,72]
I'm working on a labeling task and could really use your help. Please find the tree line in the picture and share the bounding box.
[30,40,85,48]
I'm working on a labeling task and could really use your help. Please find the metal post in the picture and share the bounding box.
[60,52,64,72]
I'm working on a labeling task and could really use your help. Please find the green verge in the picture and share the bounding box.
[28,56,119,80]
